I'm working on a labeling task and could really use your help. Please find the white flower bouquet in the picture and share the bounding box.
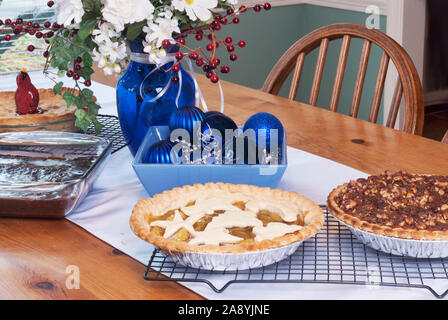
[0,0,271,131]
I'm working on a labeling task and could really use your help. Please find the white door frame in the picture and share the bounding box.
[385,0,426,129]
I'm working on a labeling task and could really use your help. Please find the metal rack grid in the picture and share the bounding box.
[88,114,127,154]
[143,206,448,298]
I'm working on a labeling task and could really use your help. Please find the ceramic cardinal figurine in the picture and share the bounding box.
[15,71,40,115]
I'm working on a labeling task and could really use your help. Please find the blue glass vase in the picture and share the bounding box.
[116,41,196,156]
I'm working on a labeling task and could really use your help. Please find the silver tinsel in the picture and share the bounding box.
[172,130,281,165]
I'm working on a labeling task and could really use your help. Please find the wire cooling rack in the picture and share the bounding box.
[143,206,448,298]
[88,114,127,154]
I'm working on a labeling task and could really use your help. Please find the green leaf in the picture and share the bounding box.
[88,101,101,115]
[53,82,63,95]
[74,108,90,132]
[78,18,97,40]
[83,37,97,51]
[82,0,101,13]
[51,44,73,71]
[75,116,91,133]
[55,46,73,62]
[82,52,93,68]
[71,46,84,60]
[126,21,146,40]
[71,34,95,52]
[49,37,63,50]
[77,66,94,80]
[74,97,86,109]
[50,58,58,68]
[92,118,104,134]
[62,91,77,108]
[70,89,103,132]
[75,108,87,119]
[81,88,94,100]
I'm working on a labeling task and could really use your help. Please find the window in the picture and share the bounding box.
[0,0,56,74]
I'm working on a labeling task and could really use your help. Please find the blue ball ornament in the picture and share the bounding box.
[243,112,284,153]
[143,140,178,164]
[169,106,206,142]
[204,110,222,118]
[202,113,237,145]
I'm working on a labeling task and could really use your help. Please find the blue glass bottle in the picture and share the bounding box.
[116,40,195,156]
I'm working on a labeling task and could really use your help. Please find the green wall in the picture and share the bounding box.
[200,4,387,122]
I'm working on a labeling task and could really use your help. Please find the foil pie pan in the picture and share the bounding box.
[160,240,304,271]
[335,218,448,258]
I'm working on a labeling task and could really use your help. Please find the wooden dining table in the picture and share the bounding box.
[1,74,447,300]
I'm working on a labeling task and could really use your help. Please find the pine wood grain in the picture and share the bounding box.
[1,75,447,300]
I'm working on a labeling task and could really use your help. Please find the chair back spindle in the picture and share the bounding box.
[309,38,329,106]
[262,23,424,135]
[350,39,372,118]
[288,53,305,100]
[442,130,448,144]
[329,35,351,112]
[369,52,390,123]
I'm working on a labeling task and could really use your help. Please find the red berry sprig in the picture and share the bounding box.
[0,15,63,72]
[161,3,271,84]
[0,5,91,89]
[0,13,62,43]
[0,0,64,56]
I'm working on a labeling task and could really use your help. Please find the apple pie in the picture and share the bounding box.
[130,183,324,254]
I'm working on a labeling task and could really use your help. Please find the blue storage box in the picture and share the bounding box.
[132,126,287,196]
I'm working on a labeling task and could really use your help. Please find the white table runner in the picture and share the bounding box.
[67,145,447,300]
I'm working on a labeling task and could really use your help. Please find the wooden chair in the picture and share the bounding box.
[262,23,424,135]
[443,130,448,144]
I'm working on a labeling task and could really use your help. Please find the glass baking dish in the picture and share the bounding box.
[0,131,111,218]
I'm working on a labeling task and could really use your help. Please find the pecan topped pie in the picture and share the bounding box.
[130,183,324,254]
[327,171,448,240]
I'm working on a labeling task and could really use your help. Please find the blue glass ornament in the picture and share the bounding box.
[223,136,259,164]
[243,112,284,156]
[143,140,178,164]
[202,113,237,145]
[169,105,206,143]
[116,40,195,156]
[204,110,222,118]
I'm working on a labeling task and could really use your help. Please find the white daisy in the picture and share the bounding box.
[103,64,113,75]
[98,40,127,64]
[143,12,180,48]
[92,22,121,44]
[142,41,168,65]
[92,48,107,68]
[113,63,122,73]
[172,0,218,22]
